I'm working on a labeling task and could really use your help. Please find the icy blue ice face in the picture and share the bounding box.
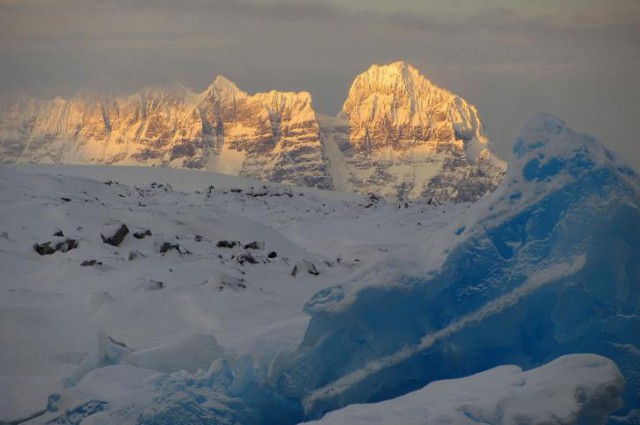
[273,113,640,419]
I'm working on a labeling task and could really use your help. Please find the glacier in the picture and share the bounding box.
[20,113,640,424]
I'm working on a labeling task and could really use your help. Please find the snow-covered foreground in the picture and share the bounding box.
[1,113,639,425]
[0,161,464,422]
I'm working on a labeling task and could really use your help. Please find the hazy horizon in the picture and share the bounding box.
[1,0,639,166]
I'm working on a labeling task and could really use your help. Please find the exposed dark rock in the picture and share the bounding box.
[237,253,258,265]
[215,274,247,292]
[133,229,152,239]
[146,280,164,290]
[128,250,144,261]
[81,260,103,266]
[60,197,71,202]
[158,242,190,255]
[243,241,265,250]
[194,235,203,242]
[267,251,278,259]
[159,242,179,253]
[217,240,238,249]
[53,229,64,237]
[292,260,319,277]
[363,193,384,208]
[100,222,130,246]
[34,238,78,255]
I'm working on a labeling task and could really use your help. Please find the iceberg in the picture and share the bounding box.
[272,114,640,420]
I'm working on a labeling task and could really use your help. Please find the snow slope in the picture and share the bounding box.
[308,354,624,425]
[0,162,466,422]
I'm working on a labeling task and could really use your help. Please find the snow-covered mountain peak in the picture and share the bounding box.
[341,61,485,145]
[343,61,434,103]
[327,61,506,201]
[210,75,242,93]
[0,63,506,202]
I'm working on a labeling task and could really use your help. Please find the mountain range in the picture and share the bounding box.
[0,62,506,202]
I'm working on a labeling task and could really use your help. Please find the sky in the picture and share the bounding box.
[1,0,639,165]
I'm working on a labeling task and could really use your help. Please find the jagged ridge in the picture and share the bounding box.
[0,62,506,201]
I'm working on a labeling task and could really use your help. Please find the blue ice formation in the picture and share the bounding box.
[272,113,640,421]
[44,114,640,424]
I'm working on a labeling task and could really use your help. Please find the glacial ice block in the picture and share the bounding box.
[273,113,640,419]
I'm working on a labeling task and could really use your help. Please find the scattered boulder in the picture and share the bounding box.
[100,221,130,247]
[53,229,64,237]
[34,238,78,255]
[213,274,248,292]
[194,235,203,242]
[159,242,179,253]
[129,250,144,261]
[243,241,265,250]
[237,253,258,265]
[217,240,238,249]
[363,193,384,208]
[267,251,278,259]
[60,197,71,202]
[146,280,164,290]
[158,242,190,255]
[133,229,152,239]
[81,260,103,267]
[292,260,319,277]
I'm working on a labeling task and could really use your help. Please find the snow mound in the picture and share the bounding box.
[272,113,640,420]
[308,354,624,425]
[65,331,225,386]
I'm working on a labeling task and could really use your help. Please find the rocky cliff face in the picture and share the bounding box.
[0,62,505,201]
[0,79,330,189]
[325,61,506,202]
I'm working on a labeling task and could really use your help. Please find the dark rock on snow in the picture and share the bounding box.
[237,253,258,265]
[81,260,103,266]
[133,229,152,239]
[34,238,78,255]
[217,240,237,249]
[159,242,190,255]
[100,221,130,246]
[292,260,319,277]
[244,241,265,250]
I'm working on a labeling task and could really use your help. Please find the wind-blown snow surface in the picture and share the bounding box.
[308,354,624,425]
[1,113,638,424]
[0,162,466,423]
